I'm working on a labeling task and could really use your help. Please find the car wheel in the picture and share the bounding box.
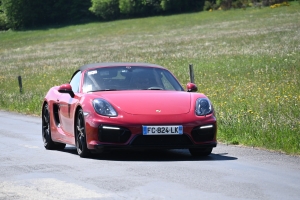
[75,109,90,158]
[42,104,56,149]
[42,104,66,150]
[189,148,212,157]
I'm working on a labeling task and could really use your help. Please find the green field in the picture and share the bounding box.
[0,3,299,154]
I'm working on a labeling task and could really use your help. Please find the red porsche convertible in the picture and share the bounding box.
[42,62,217,157]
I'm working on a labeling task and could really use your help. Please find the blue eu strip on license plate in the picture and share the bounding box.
[142,126,183,135]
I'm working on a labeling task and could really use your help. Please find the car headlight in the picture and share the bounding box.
[93,99,117,117]
[195,98,213,116]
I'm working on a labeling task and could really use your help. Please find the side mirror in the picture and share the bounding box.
[186,82,198,92]
[58,84,75,98]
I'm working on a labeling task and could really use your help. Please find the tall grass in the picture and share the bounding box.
[0,3,299,154]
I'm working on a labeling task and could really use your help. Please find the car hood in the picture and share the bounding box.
[95,91,191,115]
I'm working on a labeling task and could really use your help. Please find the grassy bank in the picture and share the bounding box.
[0,3,299,154]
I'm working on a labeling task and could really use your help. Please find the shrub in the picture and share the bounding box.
[0,12,8,30]
[119,0,135,15]
[119,0,161,17]
[67,0,93,23]
[160,0,186,12]
[0,1,8,30]
[90,0,120,20]
[45,0,93,24]
[161,0,203,13]
[2,0,27,29]
[204,1,213,10]
[2,0,92,30]
[139,0,162,15]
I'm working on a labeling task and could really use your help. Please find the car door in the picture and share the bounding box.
[58,70,81,137]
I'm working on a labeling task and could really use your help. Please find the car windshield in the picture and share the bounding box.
[82,66,184,92]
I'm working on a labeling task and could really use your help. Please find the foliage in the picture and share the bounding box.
[161,0,203,12]
[0,0,297,30]
[119,0,161,16]
[90,0,120,20]
[67,0,93,23]
[1,0,92,30]
[141,0,162,15]
[0,12,8,30]
[204,0,294,11]
[204,0,243,10]
[0,1,8,30]
[119,0,142,15]
[2,0,35,29]
[204,0,213,10]
[204,0,211,11]
[270,1,290,8]
[231,0,244,9]
[91,0,203,19]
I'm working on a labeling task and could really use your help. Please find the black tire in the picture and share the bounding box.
[75,109,90,158]
[42,104,55,150]
[189,148,212,157]
[54,142,66,150]
[42,104,66,150]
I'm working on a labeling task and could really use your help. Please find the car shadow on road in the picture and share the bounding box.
[62,147,237,162]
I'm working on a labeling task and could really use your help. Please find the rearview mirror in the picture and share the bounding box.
[186,83,198,92]
[58,84,75,98]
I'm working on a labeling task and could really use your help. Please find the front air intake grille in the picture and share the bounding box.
[98,125,131,143]
[130,134,193,146]
[191,125,216,142]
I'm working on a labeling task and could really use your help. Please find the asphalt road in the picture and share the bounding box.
[0,111,300,200]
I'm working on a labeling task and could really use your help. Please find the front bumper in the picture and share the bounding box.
[92,141,217,153]
[86,123,217,152]
[84,111,217,151]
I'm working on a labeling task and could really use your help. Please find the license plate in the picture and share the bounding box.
[142,126,183,135]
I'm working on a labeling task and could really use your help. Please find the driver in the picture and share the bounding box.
[131,73,156,89]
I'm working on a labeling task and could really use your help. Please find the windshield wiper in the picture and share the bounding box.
[89,89,118,92]
[145,87,163,90]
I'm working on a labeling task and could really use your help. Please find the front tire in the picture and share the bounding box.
[75,109,90,158]
[42,104,66,150]
[189,148,212,157]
